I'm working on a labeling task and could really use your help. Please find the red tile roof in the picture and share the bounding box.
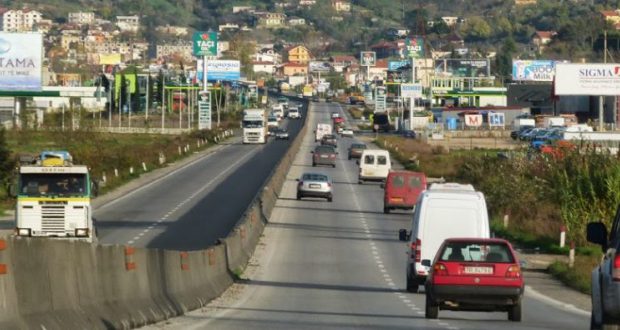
[601,10,619,17]
[534,31,556,39]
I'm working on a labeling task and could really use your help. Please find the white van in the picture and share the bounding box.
[358,149,391,184]
[398,187,490,292]
[315,123,333,142]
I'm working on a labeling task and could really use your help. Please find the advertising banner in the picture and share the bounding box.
[434,59,489,77]
[360,51,376,67]
[405,37,424,58]
[488,113,505,127]
[99,54,122,65]
[555,63,620,96]
[0,32,42,91]
[388,60,409,71]
[193,31,218,57]
[375,86,387,112]
[309,61,332,72]
[464,114,483,127]
[198,91,212,130]
[401,83,423,98]
[512,60,559,81]
[197,60,241,81]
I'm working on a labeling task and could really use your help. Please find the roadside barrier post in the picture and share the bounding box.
[569,242,575,268]
[560,225,566,248]
[0,239,7,275]
[142,162,147,171]
[180,252,189,271]
[124,246,136,271]
[114,168,119,177]
[503,214,509,228]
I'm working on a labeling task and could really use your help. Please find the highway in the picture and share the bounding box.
[95,101,307,250]
[143,101,590,329]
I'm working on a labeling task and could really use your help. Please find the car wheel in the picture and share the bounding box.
[508,302,522,322]
[327,196,333,202]
[425,293,439,319]
[384,206,390,214]
[406,273,419,293]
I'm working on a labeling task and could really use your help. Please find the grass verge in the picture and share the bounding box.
[548,255,600,294]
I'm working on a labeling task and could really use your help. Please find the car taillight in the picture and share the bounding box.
[613,255,620,281]
[433,263,448,276]
[505,265,522,278]
[410,239,421,262]
[330,154,336,158]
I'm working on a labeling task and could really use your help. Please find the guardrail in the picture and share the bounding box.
[0,95,309,329]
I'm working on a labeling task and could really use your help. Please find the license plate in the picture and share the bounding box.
[309,184,321,188]
[464,266,493,274]
[321,155,328,158]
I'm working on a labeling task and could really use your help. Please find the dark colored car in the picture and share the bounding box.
[587,205,620,329]
[383,171,427,214]
[425,238,524,322]
[274,128,289,140]
[347,143,367,160]
[320,134,338,148]
[372,112,391,132]
[312,145,337,168]
[510,126,534,140]
[401,130,416,139]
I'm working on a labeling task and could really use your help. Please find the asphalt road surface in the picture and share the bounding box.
[95,101,307,250]
[142,101,590,330]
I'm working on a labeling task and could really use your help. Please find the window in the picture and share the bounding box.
[439,242,514,263]
[364,155,374,164]
[408,176,423,188]
[378,155,387,165]
[391,175,405,187]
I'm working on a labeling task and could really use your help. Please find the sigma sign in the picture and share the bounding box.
[555,63,620,96]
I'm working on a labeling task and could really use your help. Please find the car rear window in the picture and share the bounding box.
[408,176,423,188]
[364,154,375,164]
[378,155,387,165]
[439,242,514,263]
[352,144,366,149]
[302,174,328,181]
[316,146,335,153]
[391,175,405,187]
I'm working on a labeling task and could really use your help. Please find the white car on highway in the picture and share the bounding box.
[296,172,333,202]
[340,128,354,138]
[288,108,301,119]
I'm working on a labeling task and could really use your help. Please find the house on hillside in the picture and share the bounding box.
[282,62,309,76]
[1,8,43,32]
[288,17,306,26]
[233,6,255,14]
[367,59,388,82]
[387,27,409,39]
[441,16,458,27]
[601,10,620,29]
[331,0,351,12]
[256,12,286,28]
[330,55,358,72]
[284,45,312,64]
[515,0,537,6]
[116,15,139,32]
[252,61,276,75]
[68,12,95,25]
[299,0,317,6]
[370,40,401,59]
[532,31,556,53]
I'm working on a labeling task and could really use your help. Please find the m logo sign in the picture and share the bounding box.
[465,114,483,127]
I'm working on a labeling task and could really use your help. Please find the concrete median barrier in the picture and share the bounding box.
[0,97,310,328]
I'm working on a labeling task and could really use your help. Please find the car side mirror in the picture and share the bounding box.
[587,222,608,252]
[398,229,408,241]
[421,260,431,267]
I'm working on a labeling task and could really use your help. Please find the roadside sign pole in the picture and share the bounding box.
[146,74,149,121]
[161,82,166,131]
[410,57,415,113]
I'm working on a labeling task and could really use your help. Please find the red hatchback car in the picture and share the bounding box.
[425,238,524,322]
[383,171,426,214]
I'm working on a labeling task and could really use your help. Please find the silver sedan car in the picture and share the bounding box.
[296,172,333,202]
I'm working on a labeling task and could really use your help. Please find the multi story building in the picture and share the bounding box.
[1,8,43,32]
[284,45,312,64]
[68,12,95,25]
[116,15,140,32]
[156,41,193,62]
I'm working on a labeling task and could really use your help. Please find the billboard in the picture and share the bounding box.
[555,63,620,96]
[0,32,42,91]
[99,54,122,65]
[405,37,424,58]
[309,61,332,72]
[360,51,376,67]
[193,31,218,57]
[197,60,241,81]
[464,114,483,127]
[434,59,490,77]
[388,60,409,71]
[488,113,505,127]
[401,83,423,98]
[512,60,559,82]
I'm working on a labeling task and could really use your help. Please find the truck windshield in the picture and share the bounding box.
[243,120,264,128]
[19,173,88,197]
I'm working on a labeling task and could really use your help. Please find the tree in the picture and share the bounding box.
[460,16,492,41]
[0,127,12,185]
[495,36,517,82]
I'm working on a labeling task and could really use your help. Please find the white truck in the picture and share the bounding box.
[315,123,333,142]
[544,116,565,128]
[13,151,97,242]
[243,109,268,144]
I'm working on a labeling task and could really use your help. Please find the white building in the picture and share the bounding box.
[252,61,276,74]
[116,15,140,32]
[1,8,43,32]
[156,41,193,62]
[68,12,95,25]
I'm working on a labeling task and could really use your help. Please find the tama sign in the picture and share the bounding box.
[555,63,620,95]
